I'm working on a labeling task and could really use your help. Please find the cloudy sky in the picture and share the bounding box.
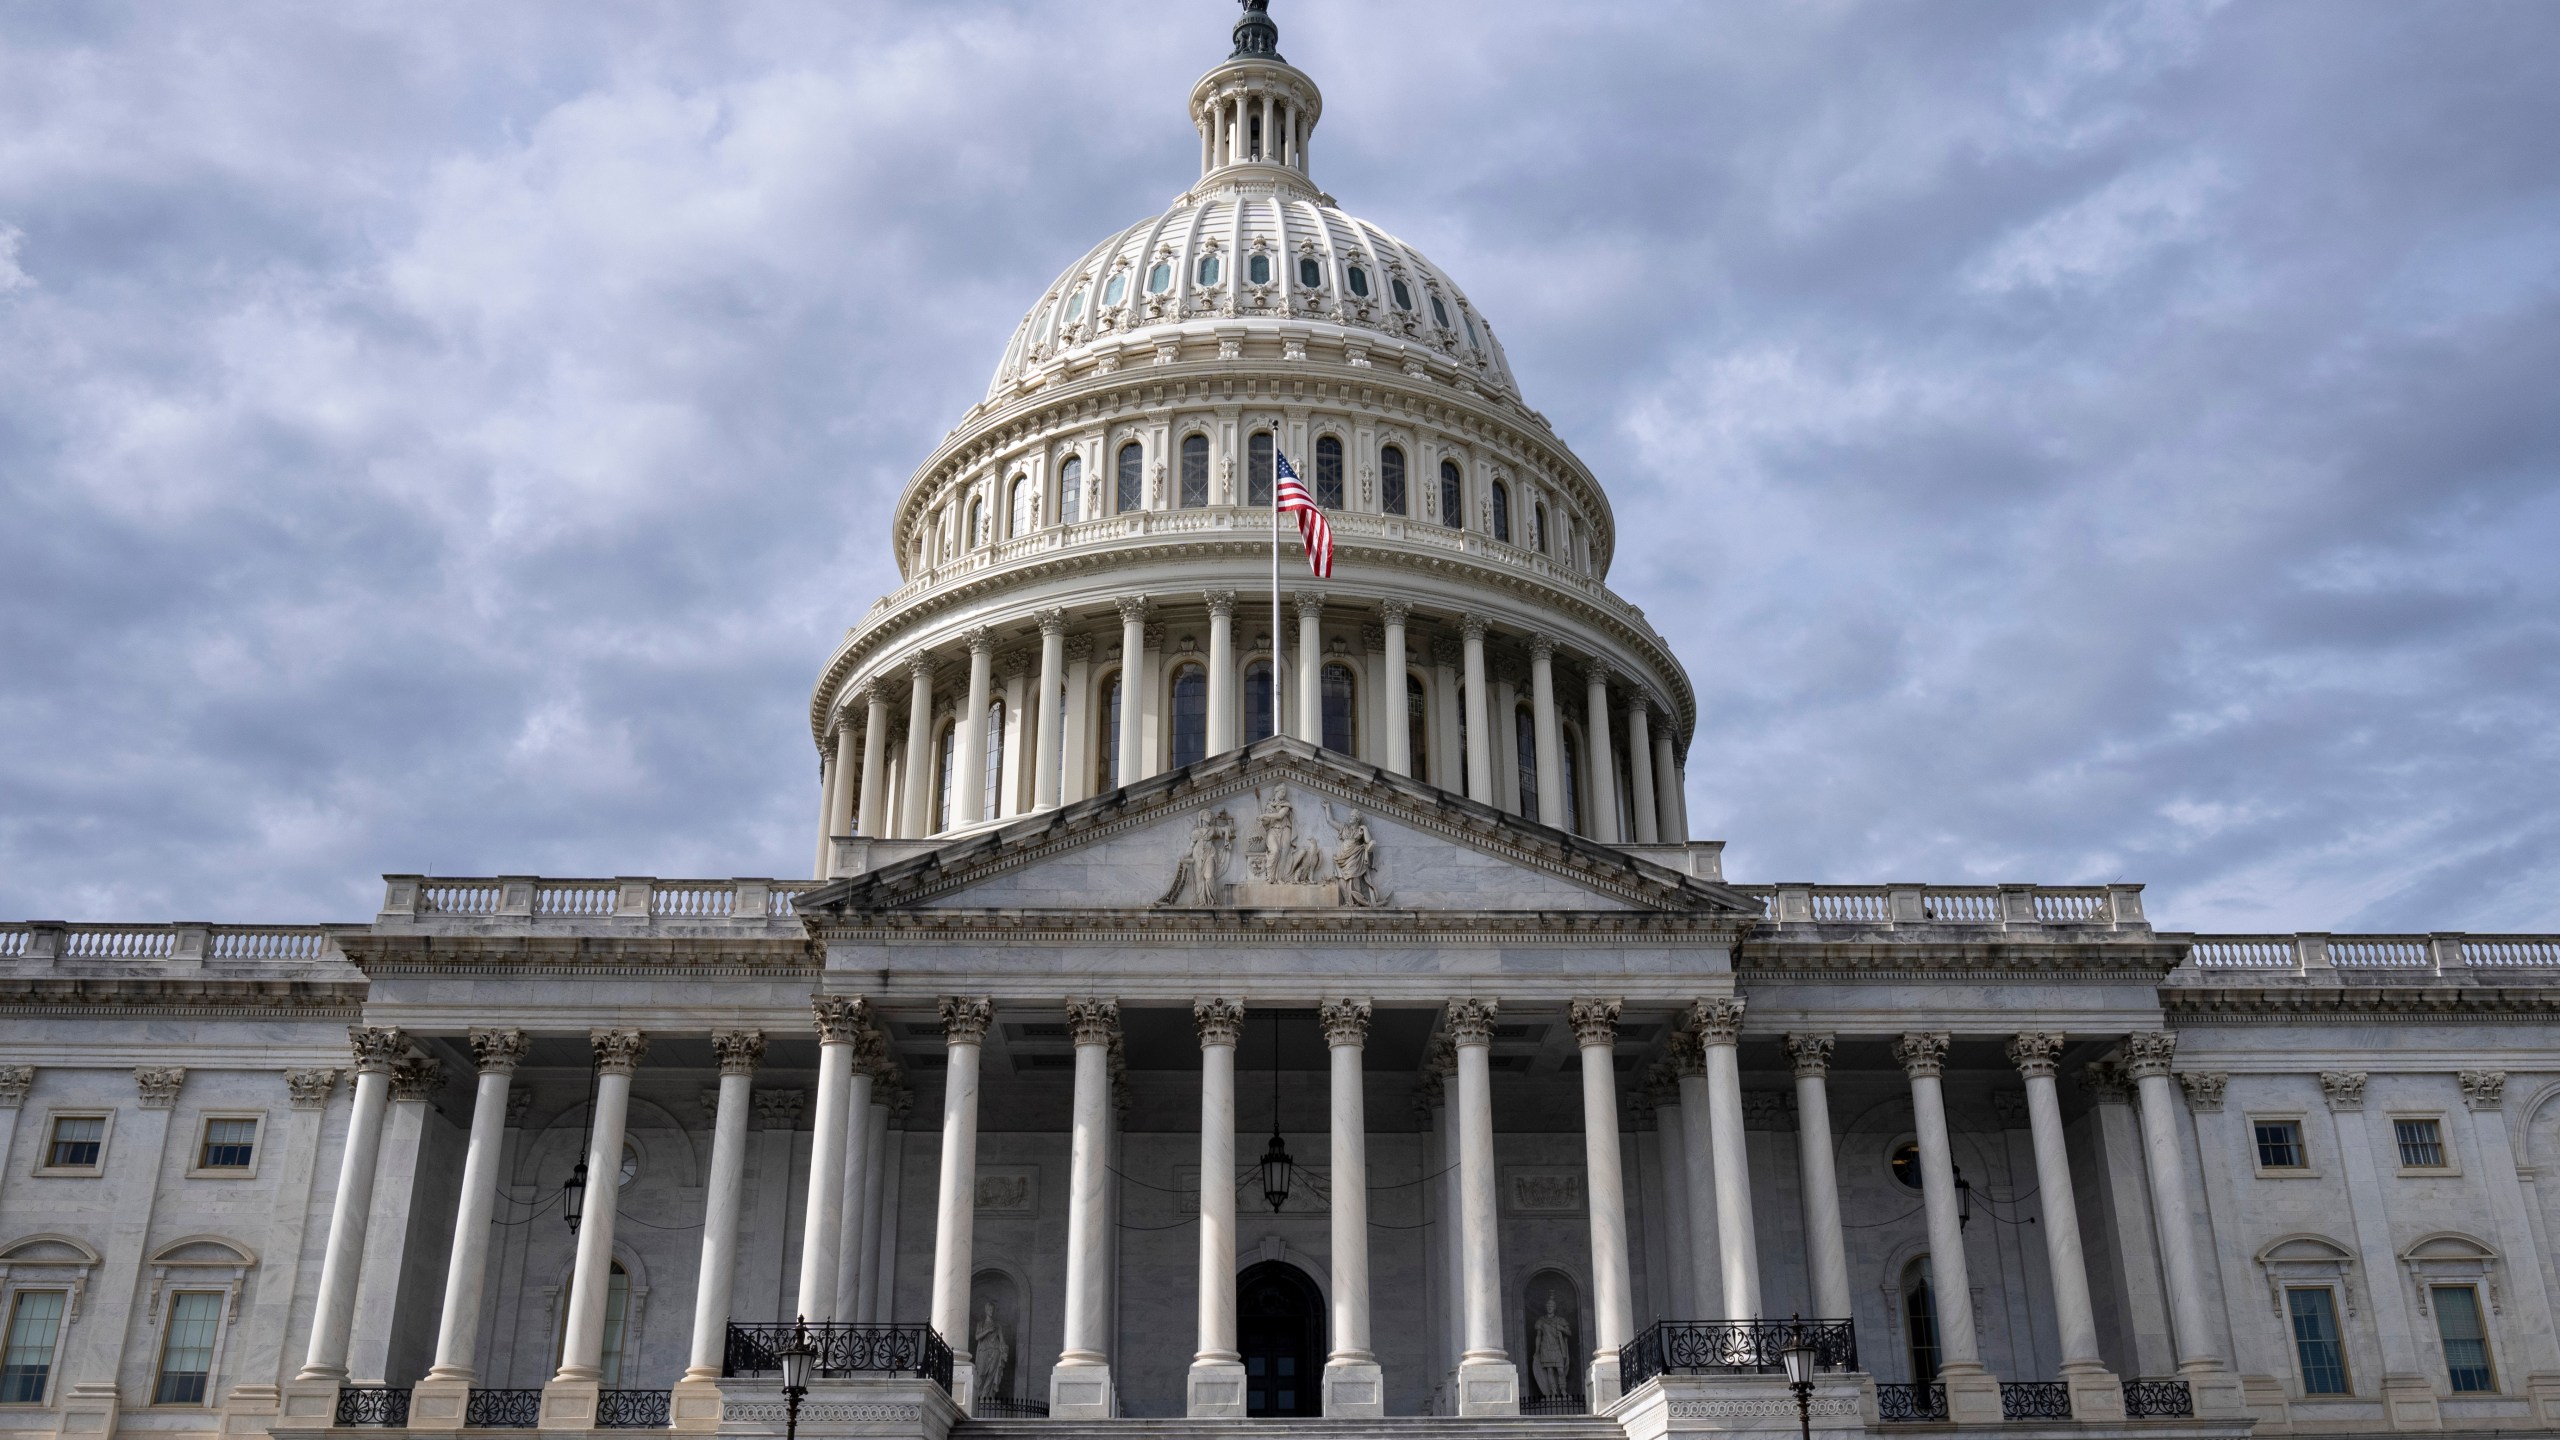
[3,0,2555,933]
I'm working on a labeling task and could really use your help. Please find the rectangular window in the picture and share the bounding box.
[152,1292,222,1405]
[2286,1288,2350,1395]
[1,1290,66,1404]
[2433,1286,2495,1393]
[45,1117,104,1170]
[198,1118,258,1170]
[2395,1118,2447,1169]
[2254,1119,2306,1170]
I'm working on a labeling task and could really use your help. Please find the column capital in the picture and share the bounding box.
[1568,999,1621,1048]
[135,1066,186,1109]
[1065,634,1096,662]
[2078,1061,2132,1104]
[1378,597,1412,625]
[853,1027,893,1076]
[469,1027,531,1075]
[907,651,938,681]
[1584,656,1615,689]
[1193,997,1245,1047]
[1527,632,1557,662]
[2123,1030,2177,1079]
[965,626,996,657]
[1644,1061,1682,1107]
[0,1065,29,1109]
[812,995,873,1044]
[391,1057,444,1102]
[1687,997,1744,1045]
[590,1030,648,1077]
[2007,1031,2066,1079]
[754,1089,806,1129]
[2460,1069,2506,1111]
[2177,1072,2227,1112]
[1785,1032,1835,1077]
[712,1030,766,1077]
[1426,1033,1457,1079]
[1446,997,1499,1047]
[1203,590,1237,619]
[1893,1030,1950,1078]
[1429,635,1463,667]
[866,675,899,707]
[1115,595,1152,625]
[1294,590,1328,621]
[1037,606,1070,636]
[348,1025,412,1076]
[1319,998,1372,1047]
[2319,1070,2366,1111]
[940,996,995,1045]
[1459,612,1490,643]
[286,1068,341,1109]
[1067,998,1122,1047]
[1665,1031,1705,1078]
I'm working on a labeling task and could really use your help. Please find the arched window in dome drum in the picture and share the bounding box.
[969,496,988,549]
[1514,706,1539,824]
[1248,252,1272,285]
[1248,433,1274,505]
[1314,436,1344,509]
[1098,673,1122,792]
[1148,261,1172,294]
[1008,476,1031,538]
[935,721,956,832]
[1103,272,1127,307]
[1380,445,1407,516]
[983,702,1005,818]
[1560,725,1583,836]
[1059,455,1082,524]
[1248,110,1263,161]
[1180,435,1210,509]
[1298,257,1322,288]
[1491,481,1512,543]
[1406,673,1430,778]
[1198,254,1221,286]
[1117,442,1144,514]
[1321,663,1356,755]
[1170,663,1208,768]
[1346,265,1370,298]
[1440,460,1464,528]
[1532,502,1547,553]
[1430,294,1451,328]
[1244,659,1275,743]
[1391,277,1414,310]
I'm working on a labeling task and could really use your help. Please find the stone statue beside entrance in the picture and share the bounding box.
[1530,1293,1576,1403]
[972,1300,1012,1409]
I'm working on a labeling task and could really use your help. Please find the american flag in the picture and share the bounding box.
[1273,450,1333,578]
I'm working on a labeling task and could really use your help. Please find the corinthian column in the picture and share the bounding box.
[1188,999,1248,1417]
[1651,714,1684,842]
[410,1029,527,1427]
[1033,610,1067,810]
[1296,592,1325,743]
[1460,615,1494,803]
[1379,600,1412,775]
[856,681,892,839]
[828,722,858,844]
[296,1027,409,1385]
[544,1030,647,1430]
[1116,597,1149,784]
[670,1031,763,1429]
[2008,1033,2124,1420]
[1320,999,1383,1416]
[1052,1000,1121,1418]
[1624,700,1659,844]
[830,1030,884,1321]
[1786,1035,1852,1322]
[1894,1032,2001,1425]
[929,998,993,1411]
[2125,1031,2247,1417]
[798,997,868,1323]
[1448,999,1520,1415]
[900,655,935,836]
[1528,635,1564,826]
[952,628,994,825]
[1583,663,1619,842]
[1691,999,1760,1318]
[1205,592,1237,755]
[1571,1001,1634,1406]
[1669,1034,1722,1317]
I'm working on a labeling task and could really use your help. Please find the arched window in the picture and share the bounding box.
[1008,476,1032,537]
[1098,673,1122,792]
[968,496,988,549]
[1171,663,1208,768]
[1561,727,1583,836]
[1380,445,1407,516]
[1321,663,1356,754]
[1180,434,1210,508]
[1440,460,1464,527]
[556,1261,634,1387]
[1116,442,1143,514]
[1059,455,1082,524]
[1244,659,1275,743]
[1514,706,1539,823]
[935,722,956,831]
[983,702,1006,818]
[1406,673,1430,778]
[1297,256,1322,288]
[1248,252,1272,285]
[1346,265,1371,298]
[1248,432,1274,505]
[1314,436,1344,509]
[1903,1258,1941,1385]
[1491,481,1512,543]
[1532,502,1548,553]
[1198,253,1221,286]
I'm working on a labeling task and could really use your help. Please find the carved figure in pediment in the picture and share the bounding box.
[1157,808,1236,908]
[1329,807,1389,908]
[1251,785,1326,883]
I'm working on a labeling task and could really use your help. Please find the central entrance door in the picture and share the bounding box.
[1238,1260,1324,1417]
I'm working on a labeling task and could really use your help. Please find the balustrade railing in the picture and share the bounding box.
[2329,937,2430,968]
[1921,890,2000,922]
[424,881,501,914]
[2121,1379,2194,1418]
[2189,936,2295,969]
[2467,937,2560,967]
[1618,1319,1857,1390]
[2032,889,2109,922]
[594,1390,668,1429]
[335,1386,412,1427]
[722,1322,954,1393]
[464,1389,543,1428]
[650,883,734,918]
[1874,1383,1946,1422]
[973,1396,1049,1418]
[63,927,173,958]
[535,883,618,917]
[2000,1381,2071,1419]
[1519,1395,1587,1416]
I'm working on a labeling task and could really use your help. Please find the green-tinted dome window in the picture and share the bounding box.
[1346,265,1370,298]
[1429,294,1450,328]
[1147,262,1172,294]
[1298,257,1322,288]
[1390,277,1413,310]
[1103,272,1127,306]
[1248,253,1272,285]
[1198,254,1221,286]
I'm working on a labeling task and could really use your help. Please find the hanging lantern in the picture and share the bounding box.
[563,1160,588,1235]
[1259,1130,1292,1212]
[1954,1166,1972,1231]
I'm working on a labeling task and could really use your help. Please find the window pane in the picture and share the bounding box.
[1346,265,1369,298]
[2287,1289,2350,1395]
[1406,675,1429,779]
[982,703,1005,818]
[1117,442,1144,513]
[1380,446,1406,516]
[1198,254,1221,286]
[1009,477,1031,537]
[1249,253,1271,285]
[1148,261,1171,294]
[1059,456,1082,524]
[200,1118,257,1169]
[1391,277,1413,310]
[1314,437,1344,509]
[2395,1119,2445,1168]
[1248,433,1274,506]
[1561,732,1582,836]
[1491,482,1511,543]
[1,1291,65,1404]
[1172,666,1209,768]
[1904,1273,1941,1385]
[1298,257,1321,288]
[1244,661,1274,744]
[153,1292,222,1405]
[935,728,954,832]
[1514,708,1539,824]
[1100,675,1122,791]
[1440,460,1463,527]
[2435,1286,2494,1392]
[48,1117,103,1168]
[2255,1121,2305,1169]
[1321,664,1355,755]
[1181,435,1210,508]
[1430,294,1450,327]
[1103,272,1126,306]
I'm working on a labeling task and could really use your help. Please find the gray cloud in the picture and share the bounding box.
[1,0,2554,932]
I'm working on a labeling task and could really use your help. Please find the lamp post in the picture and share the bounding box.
[779,1316,816,1440]
[1780,1318,1818,1440]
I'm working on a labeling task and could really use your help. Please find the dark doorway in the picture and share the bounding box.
[1239,1260,1324,1417]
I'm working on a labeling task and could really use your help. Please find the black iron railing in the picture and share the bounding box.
[1521,1395,1587,1416]
[1875,1382,1947,1422]
[335,1386,412,1427]
[595,1389,669,1429]
[1619,1318,1859,1390]
[722,1323,955,1394]
[974,1396,1049,1418]
[464,1388,543,1428]
[2122,1379,2194,1418]
[2001,1382,2072,1420]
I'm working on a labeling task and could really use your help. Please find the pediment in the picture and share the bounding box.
[798,738,1760,920]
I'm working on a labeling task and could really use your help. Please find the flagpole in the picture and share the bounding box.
[1271,451,1284,744]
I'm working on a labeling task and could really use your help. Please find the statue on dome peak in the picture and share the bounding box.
[1231,0,1282,61]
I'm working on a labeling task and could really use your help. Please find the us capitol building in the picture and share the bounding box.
[6,8,2557,1440]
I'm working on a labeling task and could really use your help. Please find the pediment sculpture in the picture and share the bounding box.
[1156,785,1388,909]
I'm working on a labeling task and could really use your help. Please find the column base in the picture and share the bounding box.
[2378,1371,2444,1431]
[538,1376,602,1430]
[949,1361,976,1419]
[1453,1356,1521,1417]
[57,1381,121,1439]
[1187,1357,1247,1418]
[2060,1358,2126,1421]
[1049,1358,1115,1420]
[1323,1358,1384,1418]
[668,1375,726,1432]
[1587,1355,1623,1412]
[279,1378,343,1428]
[1937,1362,2004,1426]
[2179,1359,2253,1422]
[408,1377,472,1431]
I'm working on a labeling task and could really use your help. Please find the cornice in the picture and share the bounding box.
[2165,983,2560,1022]
[815,910,1747,944]
[342,934,821,975]
[0,976,367,1019]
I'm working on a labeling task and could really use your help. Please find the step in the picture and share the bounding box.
[957,1422,1627,1439]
